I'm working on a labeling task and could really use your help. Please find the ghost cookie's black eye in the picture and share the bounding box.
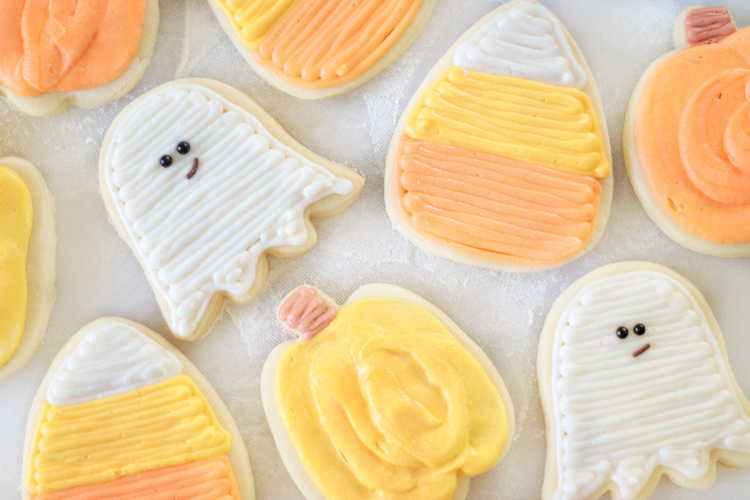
[176,141,191,155]
[633,323,646,335]
[160,155,173,167]
[616,326,629,339]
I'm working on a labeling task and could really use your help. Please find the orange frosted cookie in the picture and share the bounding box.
[0,157,54,381]
[209,0,437,98]
[625,6,750,256]
[23,318,254,499]
[263,285,514,500]
[0,0,158,116]
[386,0,612,272]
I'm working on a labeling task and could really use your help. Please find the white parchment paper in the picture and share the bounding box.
[1,1,749,499]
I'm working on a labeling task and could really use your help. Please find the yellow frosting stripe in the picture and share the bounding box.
[276,298,508,500]
[0,165,33,367]
[214,0,301,49]
[405,67,610,178]
[29,375,231,494]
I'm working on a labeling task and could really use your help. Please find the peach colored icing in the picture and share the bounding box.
[394,138,602,266]
[0,0,145,97]
[685,7,736,48]
[278,287,336,340]
[30,455,240,500]
[634,27,750,243]
[254,0,423,89]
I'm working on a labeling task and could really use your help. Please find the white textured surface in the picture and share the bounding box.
[0,1,749,499]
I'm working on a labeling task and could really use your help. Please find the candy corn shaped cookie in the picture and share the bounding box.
[386,0,612,272]
[263,285,514,500]
[23,318,254,499]
[208,0,437,98]
[99,79,363,341]
[539,262,750,500]
[0,0,158,116]
[625,6,750,257]
[0,157,54,380]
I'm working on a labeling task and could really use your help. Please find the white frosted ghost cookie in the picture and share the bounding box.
[538,261,750,500]
[262,284,514,500]
[0,0,158,117]
[0,157,55,380]
[624,6,750,256]
[385,0,613,272]
[23,317,255,500]
[207,0,437,99]
[99,78,364,341]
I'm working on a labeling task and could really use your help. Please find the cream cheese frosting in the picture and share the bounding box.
[453,1,586,88]
[103,83,354,338]
[549,270,750,500]
[47,320,181,406]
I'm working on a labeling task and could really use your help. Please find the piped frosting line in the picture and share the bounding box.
[30,455,240,500]
[278,287,337,340]
[685,7,736,47]
[394,138,601,265]
[214,0,301,49]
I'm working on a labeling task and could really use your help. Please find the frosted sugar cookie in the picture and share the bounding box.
[23,317,255,499]
[208,0,437,99]
[538,261,750,500]
[0,0,158,116]
[386,0,612,272]
[624,6,750,256]
[99,79,363,341]
[0,157,54,380]
[263,284,514,500]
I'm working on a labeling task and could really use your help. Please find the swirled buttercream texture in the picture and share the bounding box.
[104,83,354,338]
[549,270,750,500]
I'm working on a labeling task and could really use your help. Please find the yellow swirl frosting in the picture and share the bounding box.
[405,67,610,178]
[28,374,231,495]
[0,165,33,367]
[276,297,509,500]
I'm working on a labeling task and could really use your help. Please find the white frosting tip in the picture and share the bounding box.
[47,321,182,406]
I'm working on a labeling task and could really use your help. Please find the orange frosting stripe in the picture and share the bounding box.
[254,0,423,89]
[0,0,145,97]
[30,455,240,500]
[394,138,602,265]
[634,26,750,243]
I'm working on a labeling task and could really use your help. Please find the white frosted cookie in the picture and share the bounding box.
[207,0,437,99]
[623,6,750,256]
[0,0,158,117]
[262,284,514,500]
[385,0,613,272]
[22,317,255,500]
[538,261,750,500]
[0,157,55,381]
[99,78,363,341]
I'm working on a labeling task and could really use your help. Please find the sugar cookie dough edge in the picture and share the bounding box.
[383,0,614,273]
[0,157,55,381]
[21,316,255,500]
[537,261,750,500]
[98,77,364,341]
[261,283,515,500]
[0,0,159,117]
[622,44,750,257]
[206,0,438,100]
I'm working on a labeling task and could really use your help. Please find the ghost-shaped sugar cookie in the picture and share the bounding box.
[538,261,750,500]
[23,317,254,499]
[0,0,158,116]
[100,79,363,340]
[263,284,514,500]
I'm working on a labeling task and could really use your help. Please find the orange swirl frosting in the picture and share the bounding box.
[685,7,736,48]
[0,0,145,97]
[634,26,750,243]
[217,0,423,89]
